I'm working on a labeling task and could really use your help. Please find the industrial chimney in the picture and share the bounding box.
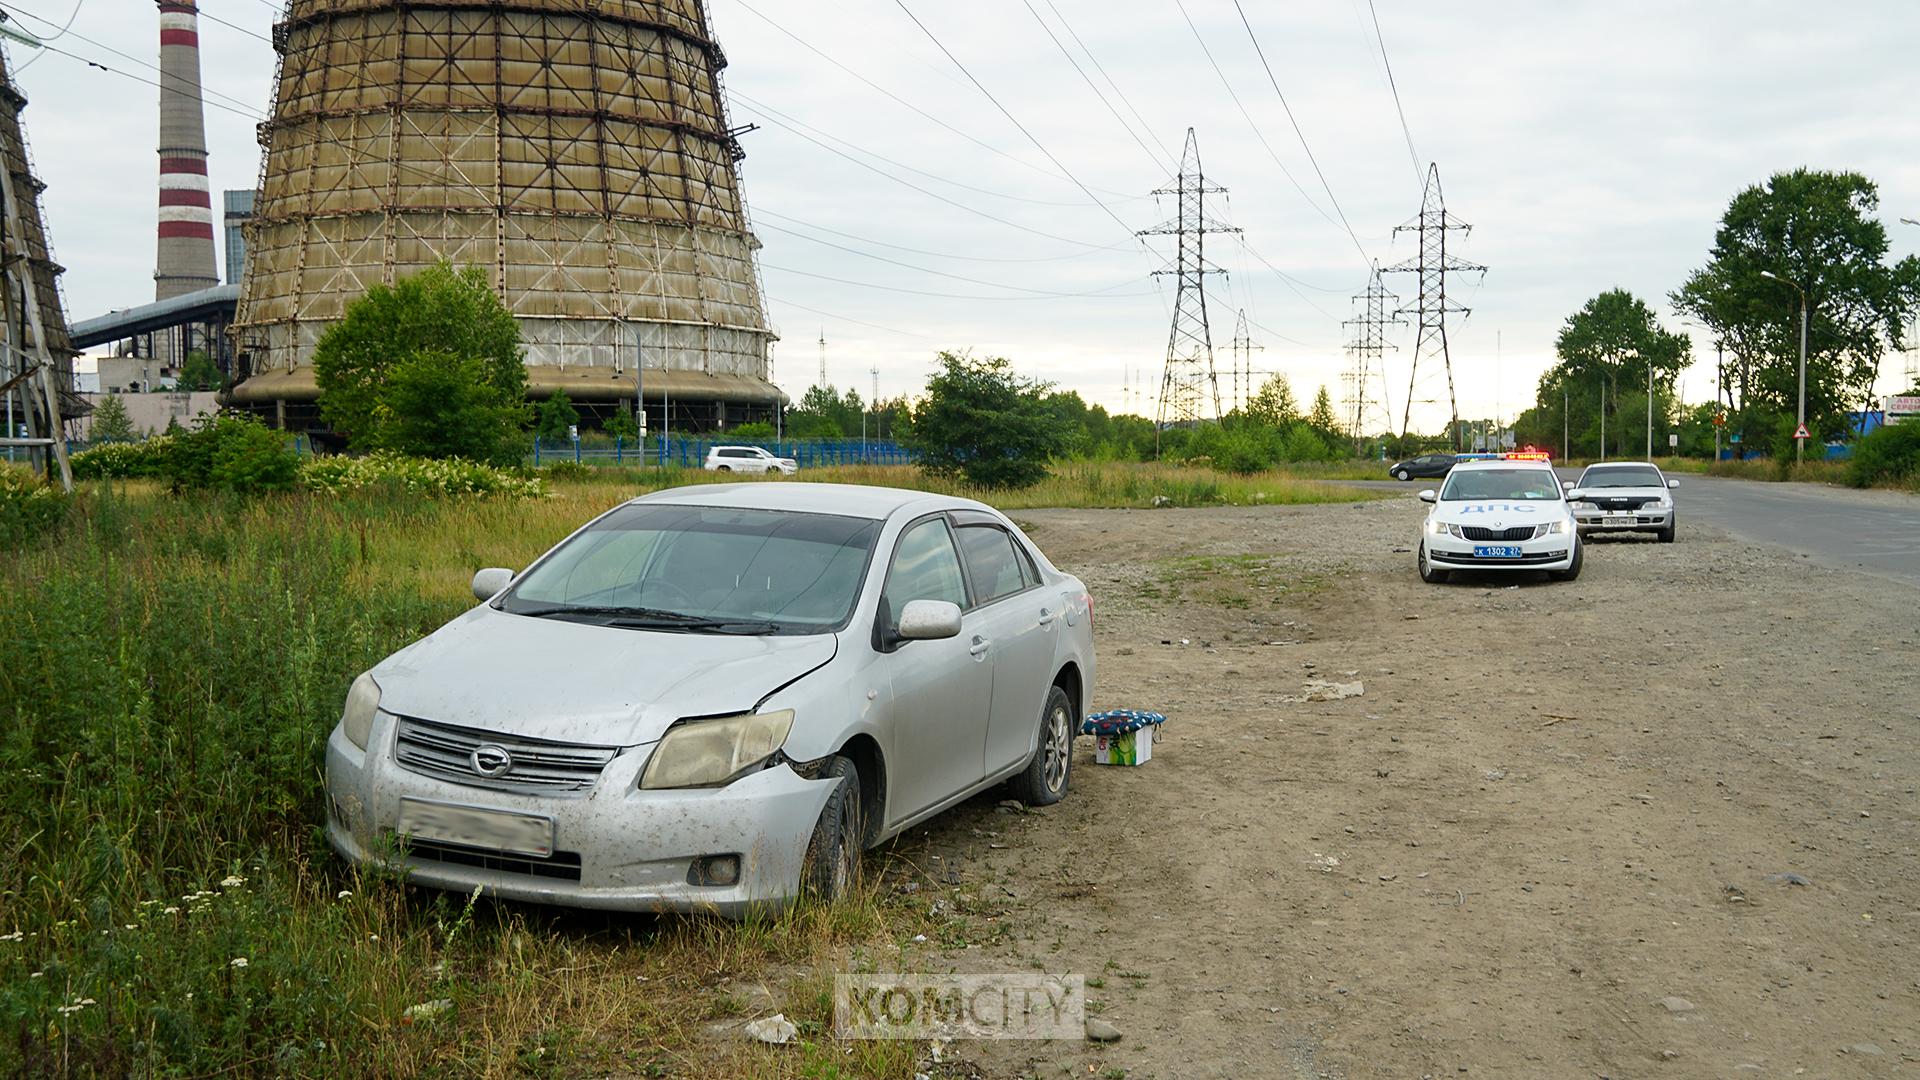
[154,0,216,302]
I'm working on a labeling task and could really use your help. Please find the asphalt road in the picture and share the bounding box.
[1351,470,1920,587]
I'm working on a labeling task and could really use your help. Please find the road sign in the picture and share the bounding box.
[1793,423,1811,440]
[1668,433,1679,449]
[1712,412,1727,427]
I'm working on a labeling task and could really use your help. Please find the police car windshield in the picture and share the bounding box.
[1439,468,1561,501]
[1580,466,1663,489]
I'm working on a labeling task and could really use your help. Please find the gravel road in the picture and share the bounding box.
[890,495,1920,1078]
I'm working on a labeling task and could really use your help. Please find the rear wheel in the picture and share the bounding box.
[1548,539,1584,582]
[716,464,732,473]
[801,756,863,901]
[1009,685,1074,806]
[1418,542,1450,584]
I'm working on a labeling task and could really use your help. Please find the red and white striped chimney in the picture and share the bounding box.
[155,0,216,301]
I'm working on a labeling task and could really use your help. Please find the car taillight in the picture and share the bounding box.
[1083,591,1094,627]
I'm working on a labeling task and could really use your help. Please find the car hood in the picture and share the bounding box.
[369,606,838,746]
[1431,500,1571,528]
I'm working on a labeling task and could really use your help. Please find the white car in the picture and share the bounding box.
[324,483,1095,915]
[1568,461,1679,542]
[704,445,798,474]
[1416,453,1582,583]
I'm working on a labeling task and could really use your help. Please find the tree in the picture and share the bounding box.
[535,390,580,441]
[905,352,1065,488]
[1672,169,1920,451]
[313,261,530,457]
[1536,289,1690,458]
[604,406,639,442]
[89,395,136,443]
[377,350,532,465]
[176,350,224,392]
[1245,375,1299,428]
[1307,385,1342,442]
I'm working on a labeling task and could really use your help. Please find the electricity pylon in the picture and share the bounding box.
[1382,163,1484,447]
[1138,128,1239,442]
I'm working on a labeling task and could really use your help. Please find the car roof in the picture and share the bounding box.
[1448,459,1556,473]
[709,445,769,451]
[1581,461,1660,469]
[629,482,992,522]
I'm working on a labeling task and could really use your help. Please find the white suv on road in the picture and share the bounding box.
[704,445,798,475]
[1416,453,1582,583]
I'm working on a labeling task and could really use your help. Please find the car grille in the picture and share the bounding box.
[393,716,619,796]
[1588,496,1654,510]
[1461,525,1542,542]
[402,838,584,882]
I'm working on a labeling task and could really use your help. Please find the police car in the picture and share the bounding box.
[1415,453,1582,584]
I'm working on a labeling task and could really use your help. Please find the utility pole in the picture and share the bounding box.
[1138,128,1239,452]
[1600,375,1607,460]
[1383,164,1485,448]
[1343,262,1401,444]
[817,329,827,389]
[1646,351,1654,461]
[1562,382,1569,459]
[1760,271,1811,465]
[1229,310,1261,415]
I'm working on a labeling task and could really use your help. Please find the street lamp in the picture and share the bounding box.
[1759,270,1810,466]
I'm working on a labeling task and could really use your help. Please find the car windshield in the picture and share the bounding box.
[1580,466,1663,489]
[1439,468,1562,501]
[499,504,880,634]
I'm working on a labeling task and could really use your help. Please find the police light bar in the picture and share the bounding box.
[1504,451,1553,461]
[1454,453,1502,460]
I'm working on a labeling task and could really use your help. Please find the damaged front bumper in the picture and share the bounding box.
[324,717,839,917]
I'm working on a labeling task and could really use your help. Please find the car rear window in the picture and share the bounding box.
[956,525,1029,604]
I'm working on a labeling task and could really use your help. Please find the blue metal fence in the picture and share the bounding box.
[530,436,914,469]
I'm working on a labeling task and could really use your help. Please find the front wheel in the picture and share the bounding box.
[801,756,863,900]
[1008,685,1074,806]
[1418,542,1450,584]
[1395,469,1411,481]
[1548,540,1584,582]
[1657,517,1676,543]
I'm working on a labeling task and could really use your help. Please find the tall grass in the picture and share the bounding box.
[0,486,931,1077]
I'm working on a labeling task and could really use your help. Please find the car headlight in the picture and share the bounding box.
[1426,517,1452,536]
[1651,497,1672,509]
[341,672,380,751]
[1570,501,1597,511]
[640,709,796,789]
[1542,520,1568,535]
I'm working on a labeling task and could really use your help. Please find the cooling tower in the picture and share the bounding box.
[229,0,782,424]
[155,0,218,300]
[0,53,79,401]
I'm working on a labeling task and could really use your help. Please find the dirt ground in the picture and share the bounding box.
[885,495,1920,1079]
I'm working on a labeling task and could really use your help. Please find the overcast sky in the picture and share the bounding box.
[8,0,1919,428]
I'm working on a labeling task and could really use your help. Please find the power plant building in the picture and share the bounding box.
[229,0,783,429]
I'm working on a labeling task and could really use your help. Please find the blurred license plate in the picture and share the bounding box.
[397,798,553,857]
[1473,545,1524,558]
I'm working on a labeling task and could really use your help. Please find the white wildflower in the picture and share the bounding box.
[220,875,246,889]
[230,957,249,969]
[123,924,136,931]
[163,907,180,916]
[336,890,352,900]
[0,931,23,943]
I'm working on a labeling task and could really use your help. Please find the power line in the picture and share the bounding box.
[763,261,1154,302]
[1227,0,1371,270]
[752,205,1129,264]
[3,5,271,118]
[890,0,1139,245]
[755,219,1145,297]
[725,0,1142,201]
[1365,0,1424,190]
[764,294,940,341]
[5,0,80,71]
[1016,0,1171,175]
[1039,0,1177,164]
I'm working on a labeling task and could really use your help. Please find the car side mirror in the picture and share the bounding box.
[1566,489,1585,501]
[472,567,516,601]
[1561,480,1575,491]
[1667,479,1680,489]
[1417,489,1437,504]
[897,599,963,641]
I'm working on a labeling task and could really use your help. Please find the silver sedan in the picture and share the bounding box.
[1568,462,1680,542]
[324,484,1096,915]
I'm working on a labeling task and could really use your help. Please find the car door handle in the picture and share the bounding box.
[968,637,991,658]
[1037,607,1055,627]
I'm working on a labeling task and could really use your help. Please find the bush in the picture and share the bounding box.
[167,415,300,495]
[297,452,545,499]
[906,352,1065,489]
[0,464,69,549]
[534,390,580,442]
[537,460,596,484]
[375,348,530,467]
[71,438,173,480]
[1847,421,1920,488]
[727,421,777,441]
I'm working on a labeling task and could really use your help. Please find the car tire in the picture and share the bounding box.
[716,465,731,473]
[801,755,863,901]
[1657,518,1676,543]
[1548,539,1584,582]
[1395,469,1411,481]
[1009,684,1075,806]
[1418,542,1450,584]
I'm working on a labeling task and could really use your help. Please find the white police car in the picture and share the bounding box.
[1415,453,1582,584]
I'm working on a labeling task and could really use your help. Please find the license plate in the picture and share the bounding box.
[397,798,554,857]
[1473,545,1524,558]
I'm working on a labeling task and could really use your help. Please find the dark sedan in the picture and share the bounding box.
[1388,453,1457,481]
